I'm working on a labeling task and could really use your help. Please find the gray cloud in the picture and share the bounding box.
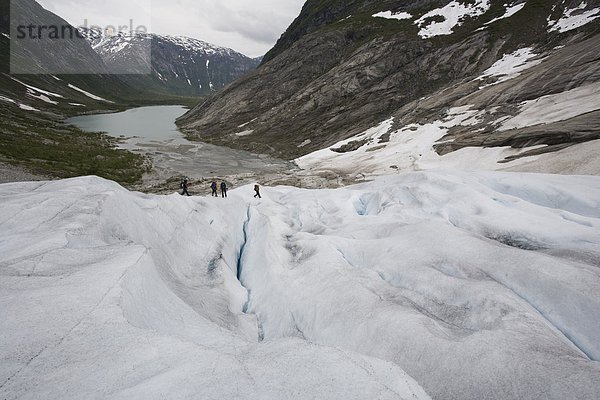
[36,0,305,57]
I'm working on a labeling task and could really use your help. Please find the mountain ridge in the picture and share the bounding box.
[178,0,600,172]
[80,28,260,96]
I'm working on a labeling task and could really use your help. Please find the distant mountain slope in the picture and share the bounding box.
[178,0,600,169]
[7,0,107,74]
[0,0,163,110]
[1,0,259,106]
[80,29,260,97]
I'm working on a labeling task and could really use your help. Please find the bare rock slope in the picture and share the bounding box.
[178,0,600,163]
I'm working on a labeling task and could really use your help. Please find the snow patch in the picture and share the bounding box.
[372,11,412,20]
[476,48,545,87]
[238,118,258,128]
[26,89,59,105]
[549,2,600,32]
[0,94,41,111]
[107,38,131,54]
[0,95,16,104]
[500,82,600,131]
[484,2,526,25]
[235,130,254,137]
[18,104,39,111]
[67,84,113,103]
[415,0,491,38]
[11,77,64,98]
[298,139,312,148]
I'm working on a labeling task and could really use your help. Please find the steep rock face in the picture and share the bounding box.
[178,0,600,160]
[81,29,260,97]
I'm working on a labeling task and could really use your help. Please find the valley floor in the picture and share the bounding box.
[1,170,599,399]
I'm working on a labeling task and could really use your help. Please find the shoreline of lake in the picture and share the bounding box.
[66,105,296,188]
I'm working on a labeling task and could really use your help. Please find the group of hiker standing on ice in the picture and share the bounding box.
[210,180,228,198]
[180,178,261,199]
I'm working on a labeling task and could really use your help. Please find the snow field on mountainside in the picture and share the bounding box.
[11,77,64,99]
[296,107,544,176]
[415,0,491,38]
[26,89,59,105]
[298,72,600,178]
[4,76,115,108]
[476,47,545,87]
[484,2,526,25]
[549,2,600,33]
[67,84,113,103]
[499,81,600,130]
[0,94,40,112]
[372,11,412,20]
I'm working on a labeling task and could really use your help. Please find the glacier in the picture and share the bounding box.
[1,170,600,399]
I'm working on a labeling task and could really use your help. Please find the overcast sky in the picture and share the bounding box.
[36,0,306,57]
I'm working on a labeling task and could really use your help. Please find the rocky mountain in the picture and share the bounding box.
[80,28,260,97]
[0,0,148,113]
[178,0,600,170]
[1,0,259,109]
[6,0,108,74]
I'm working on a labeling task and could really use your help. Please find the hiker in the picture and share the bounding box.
[220,181,228,198]
[180,179,191,196]
[254,184,261,199]
[211,180,218,197]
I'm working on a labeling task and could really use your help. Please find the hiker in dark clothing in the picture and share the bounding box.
[220,181,228,198]
[181,179,191,196]
[254,184,261,199]
[211,180,218,197]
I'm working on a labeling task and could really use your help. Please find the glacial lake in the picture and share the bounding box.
[67,105,188,141]
[67,105,292,183]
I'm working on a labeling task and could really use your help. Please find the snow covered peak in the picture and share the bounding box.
[77,27,241,58]
[156,35,236,57]
[77,26,104,47]
[74,27,259,95]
